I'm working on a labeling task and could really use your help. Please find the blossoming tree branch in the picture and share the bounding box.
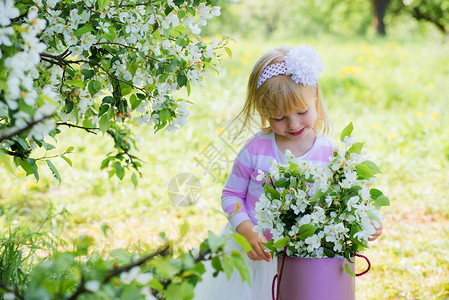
[0,0,231,184]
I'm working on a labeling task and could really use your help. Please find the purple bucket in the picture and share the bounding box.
[275,256,355,300]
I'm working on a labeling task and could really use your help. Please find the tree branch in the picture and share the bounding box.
[56,122,99,134]
[0,114,53,144]
[107,129,143,173]
[66,244,171,300]
[410,7,447,34]
[2,149,31,160]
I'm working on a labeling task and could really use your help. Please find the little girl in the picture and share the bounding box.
[194,45,383,300]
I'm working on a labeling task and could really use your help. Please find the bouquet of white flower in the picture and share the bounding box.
[254,123,389,266]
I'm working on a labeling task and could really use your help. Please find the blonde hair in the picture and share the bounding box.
[236,47,332,137]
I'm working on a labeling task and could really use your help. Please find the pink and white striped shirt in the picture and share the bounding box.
[221,131,334,239]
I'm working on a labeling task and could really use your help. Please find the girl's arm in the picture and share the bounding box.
[236,220,272,262]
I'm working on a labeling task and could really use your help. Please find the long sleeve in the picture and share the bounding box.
[221,142,254,229]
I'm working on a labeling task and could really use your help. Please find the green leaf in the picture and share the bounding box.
[98,0,111,10]
[207,231,223,253]
[81,69,95,80]
[370,188,383,199]
[121,285,141,300]
[12,137,29,150]
[311,189,325,201]
[151,258,180,278]
[75,25,93,37]
[231,233,252,253]
[347,142,364,154]
[74,235,94,256]
[225,47,232,58]
[101,223,112,237]
[99,114,110,133]
[114,162,125,180]
[361,160,381,175]
[231,251,251,284]
[355,163,374,179]
[211,256,222,272]
[109,249,131,264]
[274,178,288,188]
[177,9,186,19]
[98,104,109,116]
[222,256,234,280]
[66,79,84,88]
[344,263,355,277]
[166,282,194,300]
[27,158,39,182]
[130,94,142,110]
[103,27,116,41]
[180,221,189,238]
[323,247,336,258]
[131,173,138,187]
[272,236,290,249]
[297,224,317,241]
[186,80,191,96]
[265,186,280,200]
[340,122,354,142]
[177,72,188,87]
[88,80,102,97]
[46,160,61,184]
[374,195,390,207]
[16,157,33,176]
[66,146,74,153]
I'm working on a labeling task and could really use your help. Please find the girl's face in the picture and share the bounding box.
[268,98,317,143]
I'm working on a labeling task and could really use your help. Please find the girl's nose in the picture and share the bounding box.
[288,115,302,130]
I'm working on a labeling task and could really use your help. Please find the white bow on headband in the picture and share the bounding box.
[257,45,324,89]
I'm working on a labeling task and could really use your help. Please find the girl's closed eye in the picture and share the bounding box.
[271,116,285,121]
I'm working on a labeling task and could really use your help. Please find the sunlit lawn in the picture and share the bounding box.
[1,35,448,299]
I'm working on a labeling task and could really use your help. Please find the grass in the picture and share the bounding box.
[1,34,449,299]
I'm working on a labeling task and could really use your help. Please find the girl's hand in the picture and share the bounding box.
[368,221,383,241]
[236,220,272,262]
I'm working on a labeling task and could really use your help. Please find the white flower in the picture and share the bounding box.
[189,24,201,34]
[305,234,321,252]
[80,33,97,51]
[0,0,20,26]
[136,272,153,284]
[210,6,221,17]
[64,33,78,46]
[0,27,14,46]
[141,286,157,300]
[342,135,355,147]
[97,21,109,33]
[347,196,360,211]
[80,10,90,23]
[284,45,323,87]
[120,266,141,284]
[30,118,55,140]
[3,292,15,300]
[256,170,265,181]
[85,280,101,292]
[359,187,371,201]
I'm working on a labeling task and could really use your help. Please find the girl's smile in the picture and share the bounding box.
[268,99,318,156]
[289,127,305,136]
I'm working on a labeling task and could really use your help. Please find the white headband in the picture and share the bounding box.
[257,45,323,89]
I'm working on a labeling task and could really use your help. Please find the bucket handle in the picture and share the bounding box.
[355,253,371,276]
[272,251,371,299]
[271,247,287,300]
